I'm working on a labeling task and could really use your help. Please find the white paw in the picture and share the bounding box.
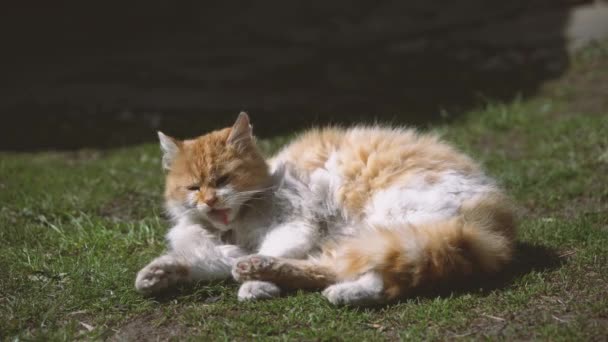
[323,284,354,305]
[135,255,189,295]
[322,278,384,306]
[237,281,281,301]
[231,255,275,282]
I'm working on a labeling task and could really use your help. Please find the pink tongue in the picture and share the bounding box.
[220,210,229,225]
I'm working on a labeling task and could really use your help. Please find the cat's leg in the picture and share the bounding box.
[232,256,385,305]
[135,253,190,294]
[233,255,336,290]
[233,221,320,301]
[322,272,385,306]
[234,254,333,302]
[237,280,282,301]
[323,204,514,305]
[257,221,318,259]
[135,222,247,294]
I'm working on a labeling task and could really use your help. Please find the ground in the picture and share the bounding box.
[1,43,607,341]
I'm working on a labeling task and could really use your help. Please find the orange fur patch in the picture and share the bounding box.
[316,193,515,300]
[273,127,480,217]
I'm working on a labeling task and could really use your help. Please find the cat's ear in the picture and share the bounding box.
[158,131,181,170]
[227,111,253,148]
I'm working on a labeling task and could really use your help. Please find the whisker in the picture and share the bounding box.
[234,186,277,196]
[223,186,276,202]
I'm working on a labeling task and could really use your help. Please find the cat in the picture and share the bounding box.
[135,112,516,305]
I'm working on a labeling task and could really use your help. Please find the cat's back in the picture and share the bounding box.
[270,126,489,218]
[270,125,479,178]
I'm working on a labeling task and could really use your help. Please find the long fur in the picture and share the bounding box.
[319,193,515,300]
[135,114,516,305]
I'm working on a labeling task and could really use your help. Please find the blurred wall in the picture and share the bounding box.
[1,1,607,150]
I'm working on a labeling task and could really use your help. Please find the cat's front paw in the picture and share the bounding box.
[232,254,276,282]
[237,281,281,301]
[135,255,190,295]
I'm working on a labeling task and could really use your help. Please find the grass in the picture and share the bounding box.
[1,43,607,340]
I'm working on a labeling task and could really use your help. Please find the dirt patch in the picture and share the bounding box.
[109,311,187,342]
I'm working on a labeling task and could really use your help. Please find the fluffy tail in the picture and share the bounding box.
[321,193,516,300]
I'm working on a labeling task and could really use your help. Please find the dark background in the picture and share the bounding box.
[0,1,585,150]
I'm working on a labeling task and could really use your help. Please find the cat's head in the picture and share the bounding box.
[159,112,270,230]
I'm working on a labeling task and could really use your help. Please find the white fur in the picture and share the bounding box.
[134,219,247,293]
[365,171,495,227]
[322,272,385,306]
[257,221,319,258]
[238,280,281,301]
[166,220,247,280]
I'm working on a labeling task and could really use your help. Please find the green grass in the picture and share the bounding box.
[2,44,608,340]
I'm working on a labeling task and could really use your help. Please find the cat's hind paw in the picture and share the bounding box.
[135,255,190,295]
[237,280,281,301]
[322,273,385,306]
[232,254,276,282]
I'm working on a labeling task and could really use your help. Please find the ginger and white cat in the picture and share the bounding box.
[135,112,515,305]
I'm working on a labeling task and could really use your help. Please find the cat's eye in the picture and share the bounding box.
[186,185,200,191]
[215,174,230,187]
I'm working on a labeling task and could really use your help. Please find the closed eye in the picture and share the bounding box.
[186,185,200,191]
[215,174,230,187]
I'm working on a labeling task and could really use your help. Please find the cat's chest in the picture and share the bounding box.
[231,215,278,250]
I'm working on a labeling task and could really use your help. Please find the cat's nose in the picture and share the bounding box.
[203,194,218,207]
